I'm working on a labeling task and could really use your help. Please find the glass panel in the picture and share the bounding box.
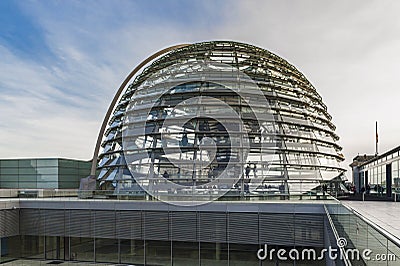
[19,167,37,175]
[58,175,78,182]
[20,235,45,259]
[70,237,94,262]
[79,168,91,176]
[95,238,118,263]
[59,168,79,175]
[45,236,64,260]
[367,228,388,266]
[145,240,171,265]
[37,159,58,167]
[0,174,17,181]
[36,181,58,189]
[0,236,21,263]
[36,167,58,175]
[58,181,79,189]
[0,168,17,175]
[78,161,91,168]
[229,243,259,266]
[18,174,37,182]
[37,174,57,182]
[18,182,37,189]
[200,242,228,266]
[59,159,78,168]
[0,181,18,188]
[120,239,144,265]
[18,159,37,168]
[172,241,199,265]
[0,160,18,168]
[387,240,400,266]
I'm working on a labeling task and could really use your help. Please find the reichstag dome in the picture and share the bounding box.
[94,41,346,199]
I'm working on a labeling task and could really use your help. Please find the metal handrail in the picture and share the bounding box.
[324,204,352,266]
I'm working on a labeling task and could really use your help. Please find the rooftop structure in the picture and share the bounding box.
[0,158,91,190]
[94,41,346,199]
[351,145,400,197]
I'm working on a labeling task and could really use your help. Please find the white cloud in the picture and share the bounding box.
[210,0,400,173]
[2,0,400,178]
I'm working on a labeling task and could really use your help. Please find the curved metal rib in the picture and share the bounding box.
[90,43,190,176]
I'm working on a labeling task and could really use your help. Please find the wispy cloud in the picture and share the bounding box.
[1,0,400,173]
[211,0,400,168]
[0,0,224,159]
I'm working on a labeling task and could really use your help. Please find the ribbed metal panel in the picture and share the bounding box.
[228,212,258,244]
[294,214,324,247]
[198,212,226,243]
[259,213,295,246]
[170,211,197,242]
[44,209,65,236]
[116,210,142,239]
[0,209,19,237]
[143,211,169,241]
[66,209,92,238]
[94,210,116,238]
[0,210,5,237]
[20,209,43,235]
[259,213,324,247]
[17,207,325,248]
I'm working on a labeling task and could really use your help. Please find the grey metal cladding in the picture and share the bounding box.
[259,213,296,246]
[65,209,93,238]
[143,211,169,241]
[228,212,258,244]
[20,208,43,236]
[94,210,116,239]
[0,209,19,237]
[170,211,197,242]
[198,212,227,243]
[116,210,142,239]
[294,214,324,247]
[44,209,65,236]
[18,208,325,247]
[259,213,324,247]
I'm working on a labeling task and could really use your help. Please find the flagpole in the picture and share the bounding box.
[375,121,378,156]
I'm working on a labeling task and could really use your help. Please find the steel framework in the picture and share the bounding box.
[94,41,345,196]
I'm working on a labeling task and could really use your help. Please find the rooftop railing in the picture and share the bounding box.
[325,199,400,265]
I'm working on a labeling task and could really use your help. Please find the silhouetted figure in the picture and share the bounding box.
[181,133,188,147]
[163,171,170,180]
[244,183,249,193]
[245,165,251,178]
[322,184,328,196]
[279,184,285,194]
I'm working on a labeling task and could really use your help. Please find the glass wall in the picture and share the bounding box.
[0,159,90,189]
[4,236,326,265]
[360,155,400,195]
[392,160,400,190]
[328,202,400,266]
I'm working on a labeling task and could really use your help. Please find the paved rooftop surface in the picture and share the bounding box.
[342,200,400,243]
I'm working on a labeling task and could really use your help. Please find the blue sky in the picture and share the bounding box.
[1,0,400,173]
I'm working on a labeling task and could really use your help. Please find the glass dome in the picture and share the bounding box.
[96,41,346,199]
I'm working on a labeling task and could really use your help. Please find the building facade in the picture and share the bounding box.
[351,146,400,197]
[0,158,91,190]
[0,199,336,265]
